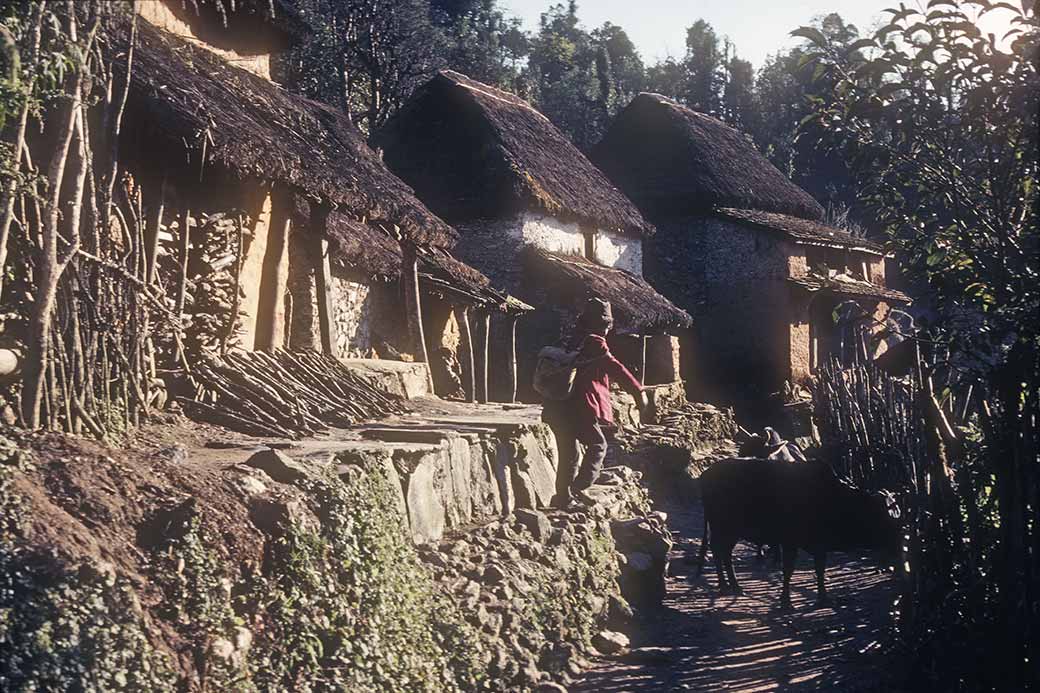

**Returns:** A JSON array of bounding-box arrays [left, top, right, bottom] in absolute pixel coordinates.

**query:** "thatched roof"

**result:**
[[791, 274, 911, 304], [375, 70, 653, 237], [106, 11, 455, 247], [524, 249, 692, 335], [718, 208, 886, 255], [321, 211, 522, 312], [592, 93, 825, 221]]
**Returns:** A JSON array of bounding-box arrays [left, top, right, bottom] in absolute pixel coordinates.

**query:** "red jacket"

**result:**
[[571, 334, 643, 426]]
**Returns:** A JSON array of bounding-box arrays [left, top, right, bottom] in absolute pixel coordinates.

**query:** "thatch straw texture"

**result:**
[[791, 275, 911, 304], [321, 210, 513, 311], [592, 93, 825, 221], [718, 208, 886, 255], [375, 70, 653, 237], [524, 248, 692, 335], [105, 12, 455, 247]]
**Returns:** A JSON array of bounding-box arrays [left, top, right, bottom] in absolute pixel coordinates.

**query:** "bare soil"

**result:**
[[575, 496, 903, 693]]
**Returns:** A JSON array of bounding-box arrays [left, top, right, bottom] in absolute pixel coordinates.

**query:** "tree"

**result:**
[[436, 0, 528, 90], [797, 1, 1039, 687], [525, 2, 608, 149], [721, 55, 755, 129], [591, 21, 645, 103], [681, 19, 723, 114], [752, 13, 869, 214], [288, 0, 447, 132]]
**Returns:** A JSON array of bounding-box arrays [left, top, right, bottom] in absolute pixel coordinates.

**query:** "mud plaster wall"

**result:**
[[647, 216, 804, 403], [136, 0, 273, 80], [238, 192, 274, 351]]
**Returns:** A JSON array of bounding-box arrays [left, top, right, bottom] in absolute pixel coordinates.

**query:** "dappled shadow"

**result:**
[[575, 501, 900, 692]]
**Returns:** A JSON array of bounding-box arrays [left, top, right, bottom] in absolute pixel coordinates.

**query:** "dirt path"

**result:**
[[575, 496, 901, 693]]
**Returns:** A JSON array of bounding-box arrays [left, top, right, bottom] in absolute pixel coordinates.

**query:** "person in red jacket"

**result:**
[[543, 298, 648, 508]]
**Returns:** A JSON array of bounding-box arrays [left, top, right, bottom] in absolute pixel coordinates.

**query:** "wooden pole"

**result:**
[[402, 240, 430, 366], [255, 194, 292, 352], [479, 311, 491, 403], [458, 304, 476, 403], [507, 315, 518, 403], [312, 206, 336, 355], [640, 335, 648, 386]]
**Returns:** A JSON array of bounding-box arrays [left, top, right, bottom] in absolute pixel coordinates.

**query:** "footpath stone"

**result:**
[[244, 449, 310, 485], [592, 630, 631, 655], [514, 508, 552, 542]]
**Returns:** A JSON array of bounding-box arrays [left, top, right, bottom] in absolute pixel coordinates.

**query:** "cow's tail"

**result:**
[[693, 513, 709, 577]]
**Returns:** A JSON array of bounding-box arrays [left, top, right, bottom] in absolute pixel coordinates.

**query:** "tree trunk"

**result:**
[[0, 3, 45, 301], [22, 74, 84, 428]]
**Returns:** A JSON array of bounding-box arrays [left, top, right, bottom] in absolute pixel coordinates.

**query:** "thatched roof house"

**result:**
[[376, 70, 652, 237], [593, 93, 824, 221], [101, 2, 528, 405], [376, 72, 691, 401], [107, 10, 454, 247], [593, 93, 908, 409]]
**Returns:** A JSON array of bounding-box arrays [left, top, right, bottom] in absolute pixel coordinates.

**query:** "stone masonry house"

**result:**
[[592, 93, 909, 407], [107, 2, 520, 400], [375, 71, 691, 402]]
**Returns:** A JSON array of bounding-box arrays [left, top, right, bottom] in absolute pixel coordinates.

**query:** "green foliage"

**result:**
[[247, 465, 477, 692], [151, 512, 254, 691], [798, 2, 1039, 688], [0, 440, 177, 692]]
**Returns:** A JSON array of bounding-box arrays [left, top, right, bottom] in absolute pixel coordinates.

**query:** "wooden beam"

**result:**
[[640, 335, 647, 386], [478, 311, 491, 403], [507, 315, 518, 403], [402, 240, 430, 366], [254, 196, 292, 352], [312, 206, 336, 355], [458, 304, 476, 403]]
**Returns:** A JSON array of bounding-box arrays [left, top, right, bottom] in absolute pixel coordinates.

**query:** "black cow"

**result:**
[[695, 458, 900, 608]]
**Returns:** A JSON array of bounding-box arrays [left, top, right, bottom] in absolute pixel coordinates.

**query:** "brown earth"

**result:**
[[6, 414, 285, 679], [574, 495, 903, 693]]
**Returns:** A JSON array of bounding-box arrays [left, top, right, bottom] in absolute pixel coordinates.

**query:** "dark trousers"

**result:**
[[551, 419, 608, 500]]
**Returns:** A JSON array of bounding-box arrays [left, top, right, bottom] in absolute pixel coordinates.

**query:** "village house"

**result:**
[[108, 1, 523, 401], [375, 71, 692, 403], [592, 93, 910, 407]]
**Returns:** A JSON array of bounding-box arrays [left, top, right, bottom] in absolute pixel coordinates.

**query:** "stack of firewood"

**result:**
[[179, 349, 403, 438]]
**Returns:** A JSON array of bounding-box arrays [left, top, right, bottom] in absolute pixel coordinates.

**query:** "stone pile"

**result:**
[[417, 465, 671, 692]]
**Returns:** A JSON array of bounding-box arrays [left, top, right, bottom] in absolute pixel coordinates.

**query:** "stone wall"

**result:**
[[286, 230, 322, 351], [327, 269, 378, 359], [647, 216, 805, 405]]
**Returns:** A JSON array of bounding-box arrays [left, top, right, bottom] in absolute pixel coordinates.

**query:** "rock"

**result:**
[[625, 551, 653, 572], [244, 449, 309, 485], [155, 444, 187, 464], [249, 496, 318, 536], [514, 508, 552, 543], [536, 682, 569, 693], [483, 563, 507, 584], [210, 637, 235, 660], [592, 630, 630, 655]]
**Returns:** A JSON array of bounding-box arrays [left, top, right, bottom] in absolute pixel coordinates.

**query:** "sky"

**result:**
[[500, 0, 1018, 69]]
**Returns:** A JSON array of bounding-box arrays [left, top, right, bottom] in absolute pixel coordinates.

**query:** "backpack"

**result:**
[[533, 346, 579, 401]]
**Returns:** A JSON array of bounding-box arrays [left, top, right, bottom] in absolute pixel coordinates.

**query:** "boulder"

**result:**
[[611, 517, 673, 610], [245, 449, 310, 485], [592, 630, 630, 655], [514, 508, 552, 543]]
